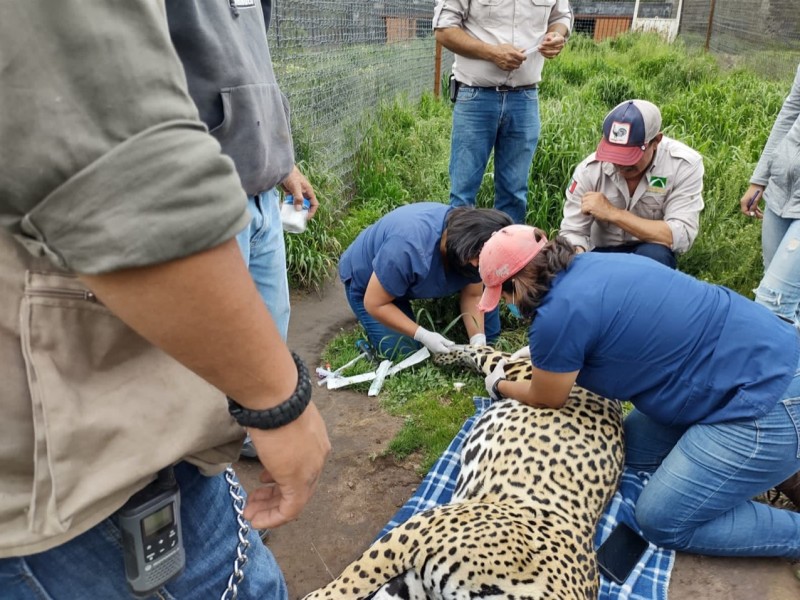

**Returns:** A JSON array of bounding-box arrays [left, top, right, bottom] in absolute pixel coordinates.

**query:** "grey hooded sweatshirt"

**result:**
[[752, 63, 800, 218], [166, 0, 295, 196]]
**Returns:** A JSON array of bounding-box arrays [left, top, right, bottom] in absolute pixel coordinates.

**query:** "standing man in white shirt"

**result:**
[[560, 99, 704, 269], [433, 0, 573, 225]]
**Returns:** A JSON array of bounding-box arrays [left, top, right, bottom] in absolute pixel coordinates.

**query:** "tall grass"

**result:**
[[300, 32, 798, 468], [298, 32, 793, 299]]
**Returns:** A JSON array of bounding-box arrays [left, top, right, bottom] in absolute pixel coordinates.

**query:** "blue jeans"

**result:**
[[624, 358, 800, 558], [236, 188, 290, 340], [756, 208, 800, 326], [448, 86, 540, 224], [343, 282, 500, 360], [0, 463, 288, 599], [593, 242, 677, 269]]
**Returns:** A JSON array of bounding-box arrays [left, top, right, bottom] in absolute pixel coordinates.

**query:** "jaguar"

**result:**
[[302, 345, 625, 600]]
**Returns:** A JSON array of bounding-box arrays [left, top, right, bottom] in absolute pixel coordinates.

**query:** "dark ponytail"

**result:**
[[511, 236, 577, 318]]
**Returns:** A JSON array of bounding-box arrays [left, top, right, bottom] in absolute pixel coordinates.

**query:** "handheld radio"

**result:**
[[118, 467, 185, 597]]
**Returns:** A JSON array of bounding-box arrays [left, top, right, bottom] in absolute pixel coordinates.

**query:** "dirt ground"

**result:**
[[235, 277, 800, 600]]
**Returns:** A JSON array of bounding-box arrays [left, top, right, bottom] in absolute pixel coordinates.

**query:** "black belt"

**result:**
[[463, 83, 538, 92]]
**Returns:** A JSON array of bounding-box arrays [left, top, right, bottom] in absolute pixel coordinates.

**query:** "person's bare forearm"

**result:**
[[367, 301, 418, 338], [460, 283, 484, 339], [79, 238, 296, 411], [610, 211, 673, 247]]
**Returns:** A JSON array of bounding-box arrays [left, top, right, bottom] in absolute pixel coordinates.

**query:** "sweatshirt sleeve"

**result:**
[[752, 64, 800, 185], [0, 1, 250, 274]]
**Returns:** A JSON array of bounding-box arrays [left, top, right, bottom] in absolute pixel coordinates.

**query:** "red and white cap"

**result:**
[[596, 99, 662, 166], [477, 225, 548, 313]]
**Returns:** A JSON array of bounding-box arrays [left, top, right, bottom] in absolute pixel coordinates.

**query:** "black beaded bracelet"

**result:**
[[227, 351, 312, 430]]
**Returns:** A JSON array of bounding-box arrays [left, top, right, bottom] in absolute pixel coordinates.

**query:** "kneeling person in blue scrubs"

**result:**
[[478, 224, 800, 559], [339, 203, 512, 359]]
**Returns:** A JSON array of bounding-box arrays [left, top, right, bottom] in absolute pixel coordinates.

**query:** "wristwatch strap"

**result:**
[[491, 377, 506, 401]]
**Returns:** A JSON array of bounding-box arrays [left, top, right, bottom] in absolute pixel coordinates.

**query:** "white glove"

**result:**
[[509, 345, 531, 361], [484, 359, 507, 400], [414, 326, 455, 354], [469, 333, 487, 347]]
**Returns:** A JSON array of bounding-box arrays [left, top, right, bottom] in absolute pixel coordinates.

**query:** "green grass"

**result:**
[[297, 32, 796, 470]]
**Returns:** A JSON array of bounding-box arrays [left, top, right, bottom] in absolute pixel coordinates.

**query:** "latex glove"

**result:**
[[509, 345, 531, 361], [414, 326, 455, 354], [484, 359, 507, 401], [469, 333, 487, 347]]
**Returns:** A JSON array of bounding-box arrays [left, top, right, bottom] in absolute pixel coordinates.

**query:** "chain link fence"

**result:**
[[268, 0, 450, 186]]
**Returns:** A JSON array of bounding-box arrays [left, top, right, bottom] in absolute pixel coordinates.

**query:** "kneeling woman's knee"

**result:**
[[634, 499, 694, 550]]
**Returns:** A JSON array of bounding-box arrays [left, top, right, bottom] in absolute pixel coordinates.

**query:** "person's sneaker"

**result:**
[[239, 436, 258, 459]]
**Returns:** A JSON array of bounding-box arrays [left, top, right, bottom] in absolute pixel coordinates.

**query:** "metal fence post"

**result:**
[[434, 41, 443, 98], [704, 0, 717, 51]]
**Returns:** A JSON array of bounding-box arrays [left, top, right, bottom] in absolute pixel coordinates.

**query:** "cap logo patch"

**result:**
[[609, 121, 631, 145], [494, 265, 511, 279]]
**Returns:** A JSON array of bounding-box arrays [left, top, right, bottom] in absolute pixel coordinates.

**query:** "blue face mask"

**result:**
[[507, 287, 522, 319]]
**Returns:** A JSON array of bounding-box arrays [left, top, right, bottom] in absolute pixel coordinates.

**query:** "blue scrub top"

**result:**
[[529, 253, 799, 426], [339, 202, 479, 300]]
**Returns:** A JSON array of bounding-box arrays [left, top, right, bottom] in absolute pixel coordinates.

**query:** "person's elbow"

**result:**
[[435, 27, 458, 49], [363, 292, 383, 318]]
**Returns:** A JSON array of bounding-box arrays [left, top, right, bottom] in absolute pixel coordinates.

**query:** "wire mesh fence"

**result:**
[[679, 0, 800, 80], [267, 0, 451, 187]]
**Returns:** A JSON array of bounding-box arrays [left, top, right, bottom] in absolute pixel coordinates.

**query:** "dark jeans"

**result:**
[[593, 242, 677, 269]]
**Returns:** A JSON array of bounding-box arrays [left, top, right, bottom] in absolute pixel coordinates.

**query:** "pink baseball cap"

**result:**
[[477, 225, 548, 313], [596, 99, 662, 166]]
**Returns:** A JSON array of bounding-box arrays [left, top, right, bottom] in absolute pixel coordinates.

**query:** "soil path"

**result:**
[[234, 278, 800, 599]]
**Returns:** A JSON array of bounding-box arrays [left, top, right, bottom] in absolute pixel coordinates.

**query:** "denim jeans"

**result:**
[[448, 86, 540, 225], [343, 282, 500, 360], [755, 208, 800, 326], [236, 188, 290, 340], [593, 242, 677, 269], [624, 356, 800, 558], [0, 463, 288, 599]]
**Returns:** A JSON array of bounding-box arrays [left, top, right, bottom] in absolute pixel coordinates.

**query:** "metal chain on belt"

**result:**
[[220, 467, 251, 600]]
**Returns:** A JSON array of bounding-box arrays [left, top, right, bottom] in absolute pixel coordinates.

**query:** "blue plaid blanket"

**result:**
[[378, 397, 675, 600]]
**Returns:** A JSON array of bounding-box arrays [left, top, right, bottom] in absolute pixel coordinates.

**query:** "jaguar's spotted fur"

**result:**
[[303, 345, 624, 600]]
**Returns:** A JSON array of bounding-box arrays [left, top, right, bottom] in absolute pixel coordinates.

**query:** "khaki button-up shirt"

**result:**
[[433, 0, 573, 87], [560, 136, 704, 254]]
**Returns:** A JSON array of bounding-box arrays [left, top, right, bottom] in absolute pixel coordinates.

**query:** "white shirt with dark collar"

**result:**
[[560, 136, 705, 254]]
